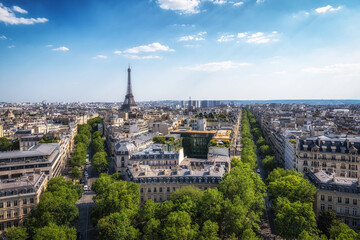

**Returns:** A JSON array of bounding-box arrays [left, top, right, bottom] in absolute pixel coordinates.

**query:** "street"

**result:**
[[75, 141, 99, 240], [256, 147, 281, 239]]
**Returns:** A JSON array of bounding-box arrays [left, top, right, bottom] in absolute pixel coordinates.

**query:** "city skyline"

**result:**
[[1, 0, 360, 102]]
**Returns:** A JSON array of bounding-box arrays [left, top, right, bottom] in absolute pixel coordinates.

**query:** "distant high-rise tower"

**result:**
[[121, 66, 138, 111]]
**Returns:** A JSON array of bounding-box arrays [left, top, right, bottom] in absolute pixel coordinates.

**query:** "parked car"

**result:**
[[83, 185, 88, 191]]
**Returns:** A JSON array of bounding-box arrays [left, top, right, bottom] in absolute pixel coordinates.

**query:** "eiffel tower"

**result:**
[[121, 66, 138, 111]]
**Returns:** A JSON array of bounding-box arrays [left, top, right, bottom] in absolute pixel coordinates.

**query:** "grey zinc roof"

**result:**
[[0, 143, 58, 160], [313, 170, 358, 187]]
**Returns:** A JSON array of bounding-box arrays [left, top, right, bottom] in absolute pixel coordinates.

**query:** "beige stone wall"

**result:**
[[296, 151, 360, 177], [315, 189, 360, 230], [138, 183, 218, 203], [0, 178, 47, 234]]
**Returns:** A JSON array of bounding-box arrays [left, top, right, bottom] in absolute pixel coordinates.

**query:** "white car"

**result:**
[[257, 169, 261, 173], [83, 185, 88, 191]]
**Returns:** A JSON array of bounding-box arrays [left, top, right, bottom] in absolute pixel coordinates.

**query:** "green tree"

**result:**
[[92, 137, 105, 153], [91, 173, 115, 195], [71, 166, 82, 180], [0, 137, 13, 151], [231, 157, 242, 168], [25, 177, 81, 234], [91, 177, 140, 222], [170, 185, 203, 203], [252, 128, 263, 141], [298, 230, 316, 240], [5, 226, 29, 240], [78, 124, 91, 138], [262, 155, 277, 172], [218, 161, 266, 237], [155, 200, 175, 221], [317, 210, 340, 237], [162, 211, 197, 240], [143, 218, 161, 240], [329, 223, 358, 240], [274, 197, 317, 239], [88, 117, 102, 131], [267, 173, 316, 204], [256, 137, 267, 148], [266, 168, 302, 184], [199, 220, 220, 240], [198, 188, 224, 224], [69, 142, 87, 167], [241, 228, 259, 240], [97, 212, 140, 240], [91, 151, 109, 172], [92, 131, 102, 139], [138, 199, 158, 226], [258, 144, 273, 158], [153, 136, 166, 144], [33, 223, 76, 240], [74, 133, 89, 146]]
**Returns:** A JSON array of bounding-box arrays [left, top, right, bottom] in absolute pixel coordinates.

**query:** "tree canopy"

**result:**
[[91, 151, 109, 173]]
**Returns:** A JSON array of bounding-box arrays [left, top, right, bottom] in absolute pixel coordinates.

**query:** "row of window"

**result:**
[[302, 153, 358, 161], [141, 186, 175, 193], [0, 220, 19, 231], [141, 195, 170, 202], [321, 204, 358, 216], [344, 219, 359, 228], [141, 186, 210, 194], [0, 198, 35, 208], [135, 160, 178, 166], [132, 154, 178, 160], [0, 208, 30, 219], [303, 161, 358, 169], [321, 195, 358, 205]]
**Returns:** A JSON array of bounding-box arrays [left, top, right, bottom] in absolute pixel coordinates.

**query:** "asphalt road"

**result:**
[[75, 143, 99, 240]]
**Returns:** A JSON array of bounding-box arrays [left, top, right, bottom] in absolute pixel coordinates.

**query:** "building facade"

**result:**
[[126, 165, 224, 203], [296, 136, 360, 177], [0, 143, 64, 179], [308, 170, 360, 230], [0, 173, 47, 234]]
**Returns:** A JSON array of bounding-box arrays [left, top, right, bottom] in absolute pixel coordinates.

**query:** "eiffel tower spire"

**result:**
[[121, 66, 138, 111]]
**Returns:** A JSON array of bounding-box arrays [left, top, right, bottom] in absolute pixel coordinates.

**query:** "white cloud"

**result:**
[[12, 6, 27, 14], [179, 31, 206, 41], [0, 35, 6, 39], [233, 1, 244, 6], [315, 5, 342, 14], [7, 45, 15, 48], [123, 55, 161, 60], [182, 61, 250, 72], [124, 42, 174, 54], [92, 55, 107, 60], [212, 0, 227, 4], [237, 32, 247, 38], [52, 46, 69, 52], [210, 0, 244, 6], [256, 0, 265, 4], [0, 3, 48, 25], [217, 34, 235, 42], [303, 63, 360, 75], [157, 0, 200, 14], [45, 44, 53, 48], [237, 31, 279, 44]]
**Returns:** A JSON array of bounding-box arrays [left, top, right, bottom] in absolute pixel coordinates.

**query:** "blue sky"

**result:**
[[1, 0, 360, 102]]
